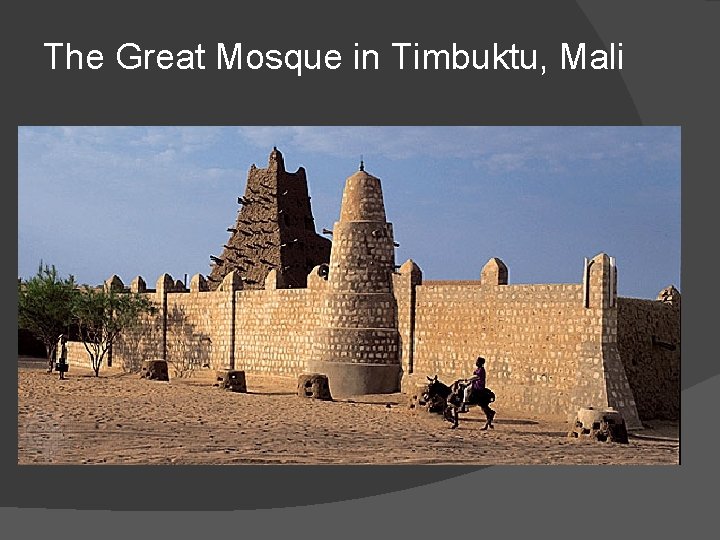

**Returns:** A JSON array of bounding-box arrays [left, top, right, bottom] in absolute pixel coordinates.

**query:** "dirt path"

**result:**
[[18, 361, 679, 465]]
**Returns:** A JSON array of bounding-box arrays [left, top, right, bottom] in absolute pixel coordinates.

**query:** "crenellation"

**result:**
[[130, 276, 147, 293], [105, 274, 125, 292], [156, 273, 175, 294], [189, 273, 208, 293]]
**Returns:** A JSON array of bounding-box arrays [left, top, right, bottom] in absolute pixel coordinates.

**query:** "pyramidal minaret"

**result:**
[[208, 148, 331, 290], [308, 162, 401, 396]]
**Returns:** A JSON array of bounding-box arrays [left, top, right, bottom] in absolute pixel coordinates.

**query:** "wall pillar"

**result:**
[[156, 273, 175, 361], [393, 259, 422, 390], [571, 254, 642, 429], [218, 270, 243, 370]]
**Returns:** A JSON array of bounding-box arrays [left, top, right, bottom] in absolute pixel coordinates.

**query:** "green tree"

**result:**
[[72, 286, 157, 377], [18, 262, 76, 368]]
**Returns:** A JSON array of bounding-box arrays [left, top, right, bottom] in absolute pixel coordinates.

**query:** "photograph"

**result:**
[[17, 126, 680, 465]]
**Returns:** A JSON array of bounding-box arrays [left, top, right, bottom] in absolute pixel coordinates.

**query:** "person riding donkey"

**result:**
[[458, 356, 496, 429]]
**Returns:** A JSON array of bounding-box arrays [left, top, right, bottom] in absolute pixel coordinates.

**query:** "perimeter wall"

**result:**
[[65, 255, 680, 425]]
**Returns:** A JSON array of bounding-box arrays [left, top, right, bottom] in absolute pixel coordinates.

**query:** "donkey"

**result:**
[[423, 375, 496, 430]]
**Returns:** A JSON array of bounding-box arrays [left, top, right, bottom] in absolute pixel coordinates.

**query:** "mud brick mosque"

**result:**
[[67, 148, 680, 427]]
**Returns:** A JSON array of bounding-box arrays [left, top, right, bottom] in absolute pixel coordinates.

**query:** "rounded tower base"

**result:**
[[305, 360, 401, 397]]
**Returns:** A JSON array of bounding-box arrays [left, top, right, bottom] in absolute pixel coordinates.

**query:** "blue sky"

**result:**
[[18, 126, 680, 299]]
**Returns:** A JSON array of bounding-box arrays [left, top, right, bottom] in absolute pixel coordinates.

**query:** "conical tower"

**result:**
[[308, 164, 401, 396], [208, 148, 331, 289]]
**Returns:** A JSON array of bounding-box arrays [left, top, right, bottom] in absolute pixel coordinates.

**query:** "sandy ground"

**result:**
[[18, 357, 679, 465]]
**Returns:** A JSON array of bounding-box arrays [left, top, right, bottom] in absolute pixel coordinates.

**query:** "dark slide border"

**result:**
[[5, 0, 717, 536]]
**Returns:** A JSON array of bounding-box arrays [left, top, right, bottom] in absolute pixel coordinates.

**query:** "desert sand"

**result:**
[[18, 358, 679, 465]]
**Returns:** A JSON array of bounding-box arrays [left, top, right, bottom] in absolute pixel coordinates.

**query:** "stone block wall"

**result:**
[[112, 275, 175, 373], [404, 281, 587, 419], [397, 254, 654, 428], [90, 271, 323, 378], [113, 292, 164, 372], [164, 291, 229, 377], [66, 341, 91, 369], [617, 297, 680, 420], [233, 287, 322, 376]]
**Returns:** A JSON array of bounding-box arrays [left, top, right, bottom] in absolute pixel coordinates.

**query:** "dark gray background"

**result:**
[[4, 0, 717, 535]]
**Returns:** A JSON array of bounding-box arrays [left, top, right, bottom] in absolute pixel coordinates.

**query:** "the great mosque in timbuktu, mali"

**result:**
[[65, 147, 679, 428]]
